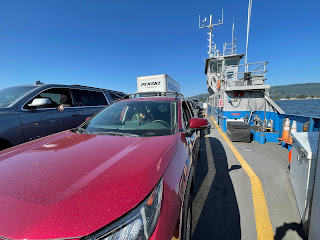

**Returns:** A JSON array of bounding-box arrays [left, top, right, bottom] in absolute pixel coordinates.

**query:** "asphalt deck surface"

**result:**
[[191, 116, 307, 240]]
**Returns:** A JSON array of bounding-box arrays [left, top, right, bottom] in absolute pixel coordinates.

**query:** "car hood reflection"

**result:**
[[0, 131, 178, 239]]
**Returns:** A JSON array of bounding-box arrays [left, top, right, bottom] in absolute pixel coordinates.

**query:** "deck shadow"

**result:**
[[274, 222, 307, 240], [192, 136, 241, 240]]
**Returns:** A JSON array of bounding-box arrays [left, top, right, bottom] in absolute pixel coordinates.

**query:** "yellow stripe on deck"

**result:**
[[211, 116, 274, 240]]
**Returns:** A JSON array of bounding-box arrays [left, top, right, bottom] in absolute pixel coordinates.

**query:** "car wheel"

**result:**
[[186, 203, 192, 240], [181, 185, 192, 240]]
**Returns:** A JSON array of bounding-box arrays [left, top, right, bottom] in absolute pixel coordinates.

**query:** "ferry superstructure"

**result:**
[[200, 11, 284, 135]]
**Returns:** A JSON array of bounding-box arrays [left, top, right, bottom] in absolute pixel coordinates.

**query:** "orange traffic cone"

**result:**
[[288, 149, 292, 164], [284, 120, 297, 145], [278, 118, 290, 142]]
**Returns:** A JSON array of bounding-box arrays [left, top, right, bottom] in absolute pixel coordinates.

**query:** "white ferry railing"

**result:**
[[222, 61, 268, 88]]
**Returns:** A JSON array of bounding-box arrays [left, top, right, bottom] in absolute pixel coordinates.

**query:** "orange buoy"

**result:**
[[288, 149, 292, 164], [278, 118, 290, 142]]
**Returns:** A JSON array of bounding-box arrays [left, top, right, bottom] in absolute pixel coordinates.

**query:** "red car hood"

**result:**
[[0, 131, 178, 239]]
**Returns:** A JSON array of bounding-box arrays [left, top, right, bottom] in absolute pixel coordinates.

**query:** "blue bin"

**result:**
[[254, 132, 260, 142], [259, 134, 266, 144]]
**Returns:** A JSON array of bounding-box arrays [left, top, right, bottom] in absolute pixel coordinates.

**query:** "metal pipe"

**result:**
[[239, 61, 268, 66]]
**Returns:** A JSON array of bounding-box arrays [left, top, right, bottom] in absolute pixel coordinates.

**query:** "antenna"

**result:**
[[199, 9, 224, 57], [232, 22, 234, 54], [245, 0, 253, 72]]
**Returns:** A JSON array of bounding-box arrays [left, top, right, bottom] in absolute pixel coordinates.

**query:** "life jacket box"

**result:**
[[290, 132, 319, 227], [226, 121, 251, 143]]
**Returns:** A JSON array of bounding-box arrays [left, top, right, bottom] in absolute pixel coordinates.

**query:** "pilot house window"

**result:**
[[210, 60, 223, 73], [225, 58, 238, 66]]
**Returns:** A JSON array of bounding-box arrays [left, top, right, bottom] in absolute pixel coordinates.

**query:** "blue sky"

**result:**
[[0, 0, 319, 97]]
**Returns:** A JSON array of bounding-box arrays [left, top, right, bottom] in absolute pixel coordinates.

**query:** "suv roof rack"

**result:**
[[125, 92, 184, 100], [34, 81, 44, 85]]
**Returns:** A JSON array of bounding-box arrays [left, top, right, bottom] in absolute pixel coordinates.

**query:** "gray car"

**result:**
[[0, 82, 126, 150]]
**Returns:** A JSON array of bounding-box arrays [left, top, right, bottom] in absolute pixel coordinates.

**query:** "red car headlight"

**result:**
[[84, 179, 163, 240]]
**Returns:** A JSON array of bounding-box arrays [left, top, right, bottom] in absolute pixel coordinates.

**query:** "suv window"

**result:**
[[24, 88, 73, 109], [0, 86, 37, 108], [72, 89, 108, 106]]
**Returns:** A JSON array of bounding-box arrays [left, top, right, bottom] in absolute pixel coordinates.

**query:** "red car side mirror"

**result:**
[[85, 117, 91, 121], [189, 118, 210, 130], [186, 118, 210, 137]]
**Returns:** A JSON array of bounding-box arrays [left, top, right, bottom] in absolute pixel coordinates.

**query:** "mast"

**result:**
[[199, 10, 224, 57]]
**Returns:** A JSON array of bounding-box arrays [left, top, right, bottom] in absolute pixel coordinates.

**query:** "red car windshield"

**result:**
[[81, 100, 177, 137]]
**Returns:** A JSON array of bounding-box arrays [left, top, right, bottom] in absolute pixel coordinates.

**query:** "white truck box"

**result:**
[[137, 74, 181, 94]]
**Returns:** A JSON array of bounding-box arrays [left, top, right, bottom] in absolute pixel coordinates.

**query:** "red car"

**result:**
[[0, 93, 209, 240]]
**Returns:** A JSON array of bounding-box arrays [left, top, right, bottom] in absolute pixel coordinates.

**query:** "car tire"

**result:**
[[181, 195, 192, 240], [181, 178, 192, 240]]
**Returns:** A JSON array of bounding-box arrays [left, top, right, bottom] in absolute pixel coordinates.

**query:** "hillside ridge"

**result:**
[[188, 82, 320, 101]]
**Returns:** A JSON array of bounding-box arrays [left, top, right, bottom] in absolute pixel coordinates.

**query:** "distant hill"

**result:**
[[269, 83, 320, 99], [188, 83, 320, 101]]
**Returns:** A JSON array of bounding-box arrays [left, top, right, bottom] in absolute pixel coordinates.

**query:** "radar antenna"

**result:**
[[199, 10, 223, 57]]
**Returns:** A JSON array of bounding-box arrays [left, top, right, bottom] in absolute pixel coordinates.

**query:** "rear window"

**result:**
[[72, 89, 108, 106]]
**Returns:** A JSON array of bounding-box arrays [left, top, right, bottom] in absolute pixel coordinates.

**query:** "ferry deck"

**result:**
[[194, 11, 320, 239], [191, 116, 307, 240]]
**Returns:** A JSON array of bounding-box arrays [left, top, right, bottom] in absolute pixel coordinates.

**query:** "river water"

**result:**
[[275, 99, 320, 118]]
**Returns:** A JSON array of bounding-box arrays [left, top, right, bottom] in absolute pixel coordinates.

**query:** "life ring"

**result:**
[[217, 78, 221, 90]]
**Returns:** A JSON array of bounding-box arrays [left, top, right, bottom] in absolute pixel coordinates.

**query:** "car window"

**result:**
[[108, 91, 125, 101], [72, 89, 108, 106], [81, 100, 177, 137], [187, 101, 195, 118], [0, 86, 38, 108], [24, 88, 73, 109], [182, 101, 192, 129]]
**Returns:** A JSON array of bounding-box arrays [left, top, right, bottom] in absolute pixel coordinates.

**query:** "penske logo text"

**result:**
[[141, 81, 161, 87]]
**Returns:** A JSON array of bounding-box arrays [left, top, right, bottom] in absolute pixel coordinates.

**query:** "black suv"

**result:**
[[0, 82, 126, 150]]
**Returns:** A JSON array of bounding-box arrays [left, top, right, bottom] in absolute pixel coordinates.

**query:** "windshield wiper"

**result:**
[[92, 131, 139, 137], [71, 127, 91, 134]]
